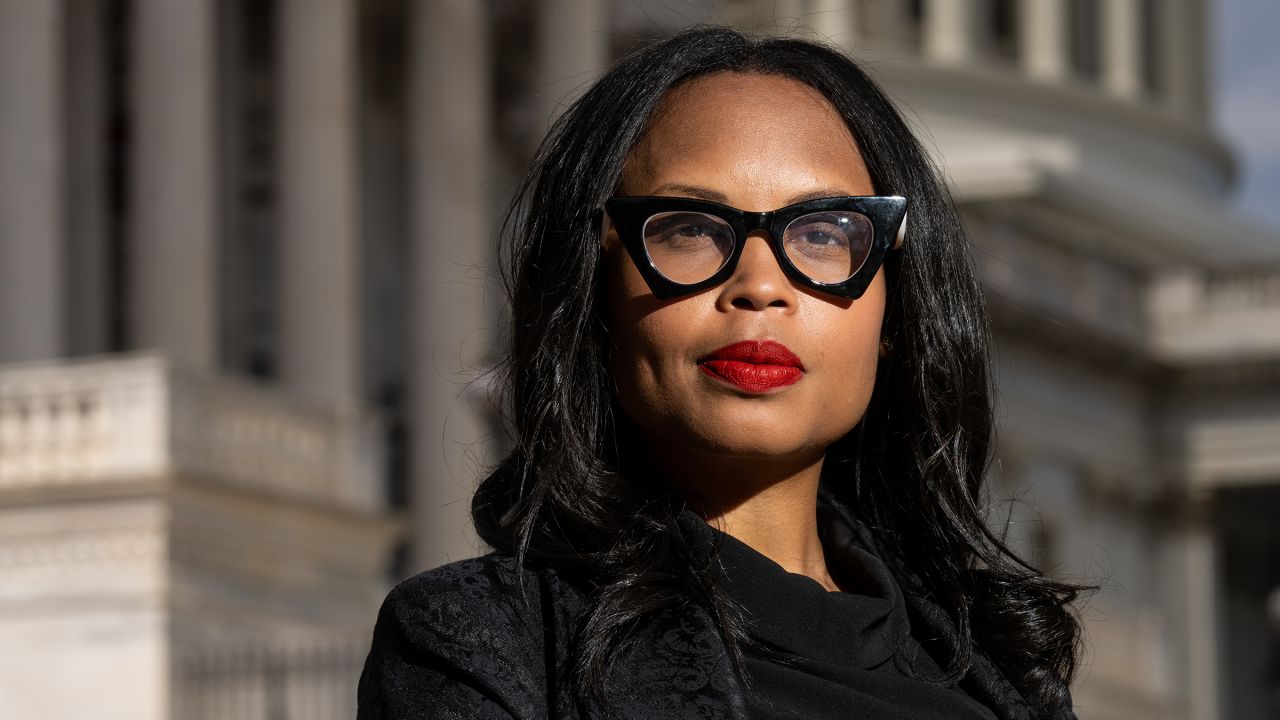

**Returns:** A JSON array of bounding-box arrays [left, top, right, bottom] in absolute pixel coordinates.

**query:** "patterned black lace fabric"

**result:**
[[357, 492, 1077, 719]]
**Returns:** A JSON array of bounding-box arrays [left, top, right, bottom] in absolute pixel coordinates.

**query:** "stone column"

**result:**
[[408, 0, 494, 570], [1182, 492, 1223, 720], [805, 0, 858, 51], [531, 0, 607, 148], [1158, 0, 1208, 121], [129, 0, 217, 373], [0, 0, 65, 363], [1019, 0, 1069, 82], [1101, 0, 1142, 100], [277, 0, 361, 406], [923, 0, 981, 64]]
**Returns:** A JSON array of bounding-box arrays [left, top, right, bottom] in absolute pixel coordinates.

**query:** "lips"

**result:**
[[697, 340, 805, 393]]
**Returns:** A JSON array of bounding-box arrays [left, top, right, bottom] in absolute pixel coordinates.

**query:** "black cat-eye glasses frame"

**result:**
[[591, 194, 908, 301]]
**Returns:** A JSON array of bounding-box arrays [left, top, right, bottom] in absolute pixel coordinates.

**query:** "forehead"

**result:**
[[621, 72, 873, 197]]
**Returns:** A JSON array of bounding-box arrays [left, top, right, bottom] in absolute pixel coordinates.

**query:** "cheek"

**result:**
[[600, 248, 666, 397], [810, 274, 886, 422], [600, 248, 710, 424], [600, 244, 647, 358], [617, 319, 687, 429]]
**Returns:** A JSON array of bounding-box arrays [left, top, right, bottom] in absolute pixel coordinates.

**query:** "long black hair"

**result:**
[[473, 24, 1085, 719]]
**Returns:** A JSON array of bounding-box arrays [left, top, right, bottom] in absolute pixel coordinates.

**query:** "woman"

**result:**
[[358, 24, 1085, 720]]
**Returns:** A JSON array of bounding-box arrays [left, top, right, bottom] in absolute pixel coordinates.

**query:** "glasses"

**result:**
[[594, 194, 908, 300]]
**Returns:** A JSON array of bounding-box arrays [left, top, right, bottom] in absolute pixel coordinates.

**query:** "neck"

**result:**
[[650, 446, 844, 592]]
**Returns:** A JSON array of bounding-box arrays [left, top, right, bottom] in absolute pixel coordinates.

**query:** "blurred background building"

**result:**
[[1, 1, 1278, 718]]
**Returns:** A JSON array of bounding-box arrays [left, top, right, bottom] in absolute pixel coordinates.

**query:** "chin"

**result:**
[[687, 432, 826, 463]]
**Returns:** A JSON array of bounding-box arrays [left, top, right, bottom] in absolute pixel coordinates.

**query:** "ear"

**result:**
[[893, 210, 908, 251]]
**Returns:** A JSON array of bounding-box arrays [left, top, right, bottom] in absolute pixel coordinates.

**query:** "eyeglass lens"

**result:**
[[640, 210, 875, 286]]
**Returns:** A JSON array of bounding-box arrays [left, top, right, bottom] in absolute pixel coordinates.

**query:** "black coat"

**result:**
[[357, 497, 1076, 720]]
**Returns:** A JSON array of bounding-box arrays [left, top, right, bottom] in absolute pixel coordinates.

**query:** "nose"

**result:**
[[717, 230, 797, 311]]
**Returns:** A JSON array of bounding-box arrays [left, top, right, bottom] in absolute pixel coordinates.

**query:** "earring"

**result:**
[[878, 336, 894, 359]]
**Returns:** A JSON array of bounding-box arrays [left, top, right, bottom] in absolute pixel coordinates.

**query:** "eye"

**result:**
[[795, 224, 849, 247], [643, 212, 733, 250], [670, 221, 712, 239], [786, 213, 859, 251], [781, 211, 874, 284], [640, 210, 736, 284]]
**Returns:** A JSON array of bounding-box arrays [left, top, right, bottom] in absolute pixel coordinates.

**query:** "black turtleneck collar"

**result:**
[[673, 492, 999, 720], [675, 494, 909, 668]]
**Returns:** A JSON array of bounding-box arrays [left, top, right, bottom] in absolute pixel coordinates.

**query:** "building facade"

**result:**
[[1, 1, 1277, 718]]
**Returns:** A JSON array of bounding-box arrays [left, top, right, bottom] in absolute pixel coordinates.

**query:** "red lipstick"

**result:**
[[697, 340, 805, 393]]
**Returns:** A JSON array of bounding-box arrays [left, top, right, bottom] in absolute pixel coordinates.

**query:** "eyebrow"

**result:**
[[647, 183, 856, 206]]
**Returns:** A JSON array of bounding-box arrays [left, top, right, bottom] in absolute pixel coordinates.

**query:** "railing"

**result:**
[[1148, 269, 1280, 363], [0, 355, 168, 488], [174, 639, 366, 720], [0, 353, 385, 512], [169, 366, 385, 511], [1203, 271, 1280, 312]]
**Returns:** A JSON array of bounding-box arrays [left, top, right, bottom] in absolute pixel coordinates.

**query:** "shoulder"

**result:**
[[358, 552, 584, 719], [379, 553, 551, 630], [371, 551, 589, 658]]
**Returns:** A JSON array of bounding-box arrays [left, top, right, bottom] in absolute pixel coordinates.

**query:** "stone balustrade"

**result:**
[[1203, 271, 1280, 312], [0, 355, 167, 489], [1149, 268, 1280, 363], [0, 353, 385, 512], [1185, 415, 1280, 490]]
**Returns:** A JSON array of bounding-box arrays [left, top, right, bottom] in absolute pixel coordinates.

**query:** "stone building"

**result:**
[[1, 1, 1277, 718]]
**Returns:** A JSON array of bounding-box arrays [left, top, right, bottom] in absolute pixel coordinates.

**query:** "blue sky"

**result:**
[[1213, 0, 1280, 233]]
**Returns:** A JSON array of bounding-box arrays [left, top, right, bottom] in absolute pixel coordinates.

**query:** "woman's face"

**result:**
[[601, 71, 885, 482]]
